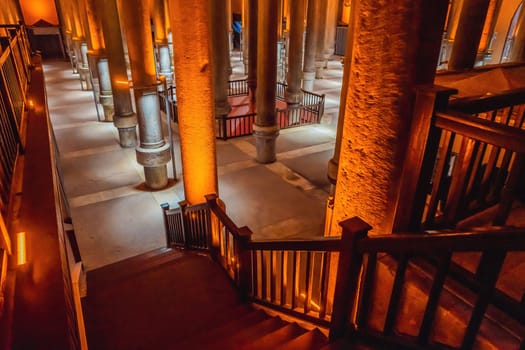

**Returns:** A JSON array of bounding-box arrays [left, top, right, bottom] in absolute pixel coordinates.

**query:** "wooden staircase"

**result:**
[[82, 248, 379, 349]]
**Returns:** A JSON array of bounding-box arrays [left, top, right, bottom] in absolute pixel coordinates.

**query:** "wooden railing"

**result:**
[[335, 221, 525, 349], [395, 86, 525, 232], [227, 78, 249, 96], [0, 24, 32, 213], [162, 196, 525, 348]]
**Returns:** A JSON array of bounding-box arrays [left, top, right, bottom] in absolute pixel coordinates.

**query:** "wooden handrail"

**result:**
[[448, 87, 525, 113], [247, 237, 341, 251], [205, 193, 248, 238], [357, 228, 525, 254], [435, 110, 525, 153]]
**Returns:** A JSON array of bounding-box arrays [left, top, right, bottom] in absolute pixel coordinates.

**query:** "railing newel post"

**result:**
[[160, 202, 171, 247], [178, 200, 189, 248], [329, 216, 372, 342], [237, 226, 253, 300]]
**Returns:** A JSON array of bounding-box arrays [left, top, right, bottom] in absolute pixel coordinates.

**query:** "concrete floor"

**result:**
[[43, 52, 344, 270]]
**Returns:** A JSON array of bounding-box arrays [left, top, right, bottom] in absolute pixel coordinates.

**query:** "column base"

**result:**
[[136, 143, 171, 189], [327, 158, 338, 185], [253, 124, 279, 164], [114, 112, 138, 147], [284, 89, 302, 105], [215, 99, 232, 117], [118, 127, 137, 148], [315, 61, 325, 79], [144, 165, 168, 190], [100, 94, 114, 122]]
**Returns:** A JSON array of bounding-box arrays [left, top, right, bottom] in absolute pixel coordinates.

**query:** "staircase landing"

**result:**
[[84, 249, 370, 349]]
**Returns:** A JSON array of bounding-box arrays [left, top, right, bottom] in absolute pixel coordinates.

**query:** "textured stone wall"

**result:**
[[170, 1, 218, 204], [331, 0, 422, 235]]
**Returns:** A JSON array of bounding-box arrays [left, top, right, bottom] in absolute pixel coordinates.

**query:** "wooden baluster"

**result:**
[[261, 249, 268, 301], [461, 250, 506, 350], [424, 131, 454, 227], [444, 137, 476, 225], [291, 250, 297, 311], [281, 250, 287, 307], [252, 250, 258, 297], [394, 86, 457, 232], [383, 254, 410, 336], [356, 253, 377, 327], [270, 250, 276, 303], [318, 251, 330, 319], [304, 251, 313, 314], [493, 153, 525, 225], [418, 252, 452, 345], [329, 217, 371, 341]]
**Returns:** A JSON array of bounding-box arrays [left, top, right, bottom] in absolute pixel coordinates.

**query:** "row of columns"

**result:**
[[58, 0, 509, 232]]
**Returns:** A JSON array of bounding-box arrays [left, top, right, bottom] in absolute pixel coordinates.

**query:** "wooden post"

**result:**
[[205, 193, 222, 260], [329, 216, 371, 341], [393, 86, 457, 232], [178, 200, 188, 248], [160, 202, 170, 247], [237, 226, 253, 300]]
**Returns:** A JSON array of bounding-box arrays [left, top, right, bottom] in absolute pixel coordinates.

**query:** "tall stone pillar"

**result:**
[[152, 0, 173, 84], [448, 0, 491, 71], [285, 0, 306, 108], [254, 0, 279, 164], [330, 0, 449, 235], [509, 6, 525, 62], [248, 0, 258, 103], [210, 0, 232, 118], [97, 0, 138, 147], [315, 0, 328, 78], [83, 0, 114, 122], [72, 0, 92, 90], [242, 0, 249, 74], [303, 0, 321, 91], [169, 0, 218, 204], [323, 0, 339, 60], [118, 0, 170, 189]]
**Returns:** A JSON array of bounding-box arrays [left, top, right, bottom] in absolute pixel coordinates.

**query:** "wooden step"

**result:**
[[216, 316, 288, 349], [87, 247, 185, 287], [174, 309, 269, 348], [276, 328, 328, 349], [243, 322, 308, 349]]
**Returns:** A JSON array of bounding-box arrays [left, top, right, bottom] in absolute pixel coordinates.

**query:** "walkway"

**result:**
[[43, 52, 344, 270]]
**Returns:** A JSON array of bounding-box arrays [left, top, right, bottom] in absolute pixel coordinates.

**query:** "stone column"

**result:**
[[448, 0, 491, 70], [285, 0, 306, 110], [97, 0, 138, 147], [248, 0, 258, 103], [118, 0, 170, 189], [72, 0, 92, 90], [509, 6, 525, 62], [254, 0, 279, 164], [330, 0, 449, 235], [210, 0, 232, 118], [169, 0, 218, 204], [315, 0, 328, 78], [303, 0, 321, 91], [84, 0, 114, 122], [152, 0, 173, 84], [242, 0, 249, 74], [323, 0, 339, 60]]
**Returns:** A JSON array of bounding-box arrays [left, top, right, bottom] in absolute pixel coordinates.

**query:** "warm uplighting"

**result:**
[[19, 0, 59, 26], [28, 99, 34, 110], [114, 80, 130, 87], [17, 231, 27, 265]]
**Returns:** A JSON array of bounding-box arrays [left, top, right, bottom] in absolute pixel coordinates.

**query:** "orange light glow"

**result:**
[[19, 0, 59, 26], [17, 231, 27, 265], [114, 80, 130, 87]]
